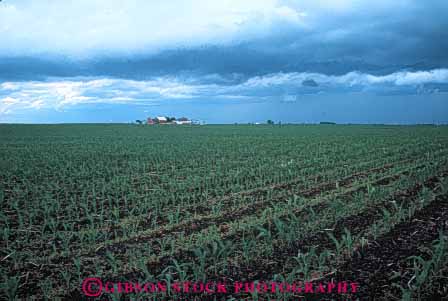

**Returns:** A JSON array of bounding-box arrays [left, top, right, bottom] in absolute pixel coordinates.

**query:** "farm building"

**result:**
[[144, 116, 194, 125], [155, 116, 168, 124]]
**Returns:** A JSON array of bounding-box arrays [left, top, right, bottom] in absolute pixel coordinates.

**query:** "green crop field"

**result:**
[[1, 124, 448, 300]]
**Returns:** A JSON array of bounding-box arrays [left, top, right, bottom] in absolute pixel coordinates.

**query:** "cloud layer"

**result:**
[[0, 0, 305, 56], [1, 0, 447, 74], [2, 69, 447, 115]]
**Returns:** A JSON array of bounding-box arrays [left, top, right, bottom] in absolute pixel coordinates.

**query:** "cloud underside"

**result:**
[[0, 1, 447, 69], [1, 69, 447, 114]]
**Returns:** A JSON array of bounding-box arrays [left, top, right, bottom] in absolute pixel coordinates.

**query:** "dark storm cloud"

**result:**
[[0, 1, 447, 80]]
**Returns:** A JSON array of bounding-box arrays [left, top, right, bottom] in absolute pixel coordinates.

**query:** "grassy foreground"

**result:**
[[1, 124, 448, 300]]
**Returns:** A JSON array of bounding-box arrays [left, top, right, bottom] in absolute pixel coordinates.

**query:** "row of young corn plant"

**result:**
[[106, 145, 433, 235], [136, 170, 448, 300], [1, 127, 436, 226], [86, 155, 448, 259], [3, 155, 444, 300], [110, 183, 442, 300], [1, 158, 431, 300], [1, 134, 440, 255], [3, 146, 430, 272], [396, 233, 448, 300], [1, 137, 432, 237], [50, 155, 432, 271], [1, 124, 448, 299], [95, 161, 448, 290]]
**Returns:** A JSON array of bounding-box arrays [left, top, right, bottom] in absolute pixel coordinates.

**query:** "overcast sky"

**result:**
[[1, 0, 447, 123]]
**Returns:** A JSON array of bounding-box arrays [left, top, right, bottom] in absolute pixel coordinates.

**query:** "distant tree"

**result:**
[[267, 119, 274, 125], [135, 120, 143, 125]]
